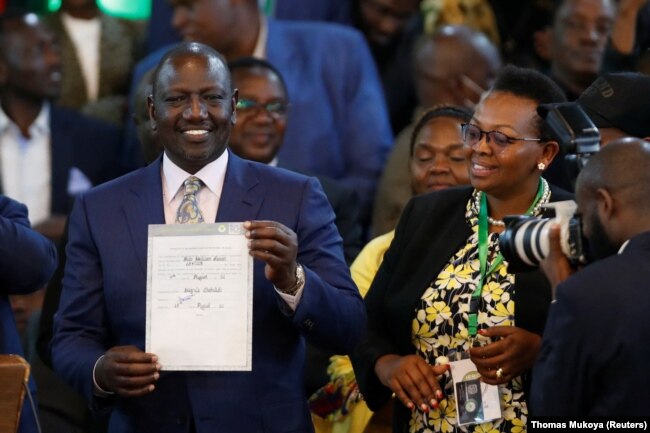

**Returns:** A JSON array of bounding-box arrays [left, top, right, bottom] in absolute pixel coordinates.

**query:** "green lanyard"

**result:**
[[467, 180, 545, 338]]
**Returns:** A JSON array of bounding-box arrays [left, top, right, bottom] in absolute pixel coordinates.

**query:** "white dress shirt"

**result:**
[[161, 151, 227, 224], [0, 104, 52, 225]]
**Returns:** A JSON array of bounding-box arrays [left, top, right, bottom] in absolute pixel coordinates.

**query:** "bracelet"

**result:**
[[93, 355, 115, 396], [279, 263, 305, 296]]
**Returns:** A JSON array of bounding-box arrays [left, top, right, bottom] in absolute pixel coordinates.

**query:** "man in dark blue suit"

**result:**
[[228, 56, 363, 266], [532, 138, 650, 415], [145, 0, 353, 54], [0, 194, 57, 433], [0, 12, 123, 242], [52, 42, 366, 432], [127, 0, 392, 223]]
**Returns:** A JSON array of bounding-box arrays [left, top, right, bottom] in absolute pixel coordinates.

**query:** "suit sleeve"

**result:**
[[351, 198, 415, 410], [285, 177, 367, 355], [51, 194, 111, 402], [0, 195, 57, 294]]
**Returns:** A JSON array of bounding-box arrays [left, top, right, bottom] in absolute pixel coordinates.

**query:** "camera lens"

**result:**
[[499, 216, 552, 270]]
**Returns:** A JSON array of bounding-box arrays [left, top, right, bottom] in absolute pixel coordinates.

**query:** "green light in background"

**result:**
[[48, 0, 150, 20], [47, 0, 61, 12]]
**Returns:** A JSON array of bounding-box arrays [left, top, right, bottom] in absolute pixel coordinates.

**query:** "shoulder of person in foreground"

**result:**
[[531, 246, 648, 416]]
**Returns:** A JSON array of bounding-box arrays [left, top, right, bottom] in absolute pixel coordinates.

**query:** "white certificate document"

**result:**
[[146, 223, 253, 371]]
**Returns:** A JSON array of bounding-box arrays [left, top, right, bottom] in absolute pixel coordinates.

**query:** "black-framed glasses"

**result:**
[[461, 123, 542, 148], [235, 98, 289, 118]]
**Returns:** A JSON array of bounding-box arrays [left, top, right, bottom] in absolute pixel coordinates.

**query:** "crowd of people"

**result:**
[[1, 0, 650, 432]]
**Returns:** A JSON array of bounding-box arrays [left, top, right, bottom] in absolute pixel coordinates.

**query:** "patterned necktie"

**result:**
[[176, 176, 205, 224]]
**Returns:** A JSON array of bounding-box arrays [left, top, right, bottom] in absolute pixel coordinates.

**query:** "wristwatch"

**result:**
[[281, 263, 305, 296]]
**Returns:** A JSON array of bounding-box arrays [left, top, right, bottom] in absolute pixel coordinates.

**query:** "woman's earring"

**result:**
[[537, 162, 546, 171]]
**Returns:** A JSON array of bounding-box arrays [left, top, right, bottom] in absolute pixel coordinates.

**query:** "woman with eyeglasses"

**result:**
[[351, 65, 573, 433]]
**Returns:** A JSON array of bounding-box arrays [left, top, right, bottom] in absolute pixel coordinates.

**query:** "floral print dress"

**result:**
[[409, 190, 531, 433]]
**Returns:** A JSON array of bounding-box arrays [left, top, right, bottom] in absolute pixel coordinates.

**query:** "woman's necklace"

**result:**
[[487, 216, 506, 227], [474, 178, 550, 226]]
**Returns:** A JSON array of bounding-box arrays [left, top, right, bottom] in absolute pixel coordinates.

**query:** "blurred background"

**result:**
[[0, 0, 151, 18]]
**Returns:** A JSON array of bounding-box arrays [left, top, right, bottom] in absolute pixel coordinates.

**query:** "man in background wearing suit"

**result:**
[[0, 11, 123, 242], [52, 42, 366, 432], [228, 56, 363, 266], [0, 194, 57, 433], [127, 0, 392, 225], [227, 56, 364, 399], [533, 138, 650, 415], [43, 0, 145, 126]]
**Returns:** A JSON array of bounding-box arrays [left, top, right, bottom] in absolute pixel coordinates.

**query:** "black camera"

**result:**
[[538, 102, 601, 189], [500, 103, 598, 270], [499, 201, 590, 271]]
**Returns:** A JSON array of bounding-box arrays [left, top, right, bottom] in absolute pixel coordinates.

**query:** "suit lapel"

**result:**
[[216, 152, 263, 223], [123, 158, 165, 276], [407, 199, 471, 307]]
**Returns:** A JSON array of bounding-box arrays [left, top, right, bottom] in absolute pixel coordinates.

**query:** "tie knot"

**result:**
[[183, 176, 202, 196]]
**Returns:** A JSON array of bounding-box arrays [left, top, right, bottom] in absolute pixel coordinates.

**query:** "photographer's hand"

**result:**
[[540, 224, 575, 299]]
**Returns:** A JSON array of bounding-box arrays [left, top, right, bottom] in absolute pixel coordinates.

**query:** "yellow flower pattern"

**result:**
[[409, 191, 528, 433]]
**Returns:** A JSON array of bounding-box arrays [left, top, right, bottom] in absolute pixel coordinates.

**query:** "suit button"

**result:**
[[303, 318, 314, 330]]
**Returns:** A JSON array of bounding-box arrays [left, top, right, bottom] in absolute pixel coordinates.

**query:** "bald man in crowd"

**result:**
[[371, 24, 501, 236], [533, 138, 650, 415]]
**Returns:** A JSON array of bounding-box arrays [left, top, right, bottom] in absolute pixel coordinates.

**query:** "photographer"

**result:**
[[531, 138, 650, 415]]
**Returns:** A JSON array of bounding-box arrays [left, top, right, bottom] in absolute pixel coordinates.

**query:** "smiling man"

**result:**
[[51, 42, 366, 433]]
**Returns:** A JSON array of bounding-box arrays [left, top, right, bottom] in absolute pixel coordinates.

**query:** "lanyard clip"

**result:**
[[469, 296, 481, 314]]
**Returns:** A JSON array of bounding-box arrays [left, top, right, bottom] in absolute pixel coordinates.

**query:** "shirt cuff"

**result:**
[[274, 281, 305, 311], [92, 355, 115, 397]]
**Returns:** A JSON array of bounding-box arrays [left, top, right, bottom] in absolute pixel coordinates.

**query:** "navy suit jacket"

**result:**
[[50, 106, 124, 215], [531, 231, 650, 416], [0, 195, 57, 433], [128, 19, 392, 214], [145, 0, 353, 54], [52, 152, 366, 433]]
